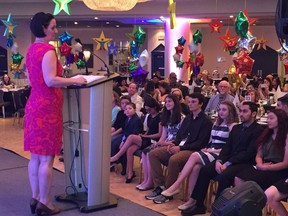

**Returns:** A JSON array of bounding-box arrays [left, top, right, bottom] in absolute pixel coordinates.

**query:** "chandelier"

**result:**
[[82, 0, 142, 11]]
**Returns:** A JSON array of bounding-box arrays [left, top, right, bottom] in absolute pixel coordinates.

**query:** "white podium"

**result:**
[[56, 73, 119, 212]]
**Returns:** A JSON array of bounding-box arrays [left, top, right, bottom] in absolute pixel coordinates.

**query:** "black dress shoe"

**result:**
[[181, 205, 206, 216], [30, 198, 38, 214], [36, 202, 61, 216], [125, 172, 136, 183]]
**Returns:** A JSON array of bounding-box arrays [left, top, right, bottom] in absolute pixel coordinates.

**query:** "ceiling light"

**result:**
[[74, 21, 78, 25], [83, 0, 139, 11], [106, 21, 110, 24], [160, 16, 164, 20], [229, 15, 234, 18], [94, 17, 98, 19], [116, 25, 120, 28], [219, 20, 223, 23]]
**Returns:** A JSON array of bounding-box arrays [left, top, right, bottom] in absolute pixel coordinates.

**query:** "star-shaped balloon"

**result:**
[[76, 59, 85, 69], [178, 36, 186, 46], [233, 50, 255, 75], [168, 0, 176, 29], [185, 57, 194, 70], [12, 53, 24, 65], [1, 13, 17, 37], [193, 30, 202, 44], [59, 42, 72, 57], [255, 35, 268, 50], [126, 25, 137, 41], [235, 11, 249, 39], [188, 41, 200, 54], [108, 43, 118, 56], [131, 67, 149, 84], [175, 45, 184, 55], [219, 28, 238, 51], [176, 60, 185, 68], [134, 26, 146, 45], [195, 52, 204, 67], [58, 31, 73, 45], [238, 33, 256, 53], [53, 0, 72, 15], [243, 9, 257, 32], [209, 19, 223, 33], [93, 31, 112, 51]]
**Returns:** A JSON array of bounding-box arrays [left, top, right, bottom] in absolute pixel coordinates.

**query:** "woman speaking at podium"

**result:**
[[24, 12, 86, 215]]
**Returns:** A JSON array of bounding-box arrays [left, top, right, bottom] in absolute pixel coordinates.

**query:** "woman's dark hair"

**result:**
[[161, 94, 182, 126], [158, 81, 171, 95], [30, 12, 55, 37], [145, 80, 155, 95], [144, 97, 161, 112], [264, 78, 273, 91], [257, 109, 288, 150]]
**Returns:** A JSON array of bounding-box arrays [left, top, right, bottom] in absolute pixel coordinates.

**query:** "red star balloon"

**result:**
[[209, 19, 223, 33], [185, 57, 194, 70], [175, 45, 184, 55], [284, 60, 288, 75], [233, 49, 255, 75], [60, 42, 72, 57], [195, 52, 204, 67], [219, 28, 238, 51]]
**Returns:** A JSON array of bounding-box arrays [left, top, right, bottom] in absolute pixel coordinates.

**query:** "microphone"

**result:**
[[91, 52, 113, 77]]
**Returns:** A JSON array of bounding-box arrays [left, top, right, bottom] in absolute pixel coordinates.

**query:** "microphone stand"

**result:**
[[91, 52, 113, 77]]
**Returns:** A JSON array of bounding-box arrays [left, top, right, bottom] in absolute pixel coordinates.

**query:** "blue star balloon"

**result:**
[[7, 34, 14, 47], [58, 31, 73, 45], [1, 13, 17, 37], [178, 36, 186, 46], [108, 43, 118, 56]]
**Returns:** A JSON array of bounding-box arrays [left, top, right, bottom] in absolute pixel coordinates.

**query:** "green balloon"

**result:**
[[193, 30, 202, 44], [128, 62, 137, 72], [12, 53, 24, 65], [76, 59, 85, 69], [235, 11, 249, 39], [177, 60, 184, 68], [134, 26, 146, 45]]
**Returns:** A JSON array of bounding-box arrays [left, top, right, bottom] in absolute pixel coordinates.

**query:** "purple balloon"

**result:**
[[192, 64, 200, 76], [131, 66, 148, 84], [66, 54, 74, 64]]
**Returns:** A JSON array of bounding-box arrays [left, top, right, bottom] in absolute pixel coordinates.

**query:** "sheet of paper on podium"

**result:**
[[72, 75, 106, 84]]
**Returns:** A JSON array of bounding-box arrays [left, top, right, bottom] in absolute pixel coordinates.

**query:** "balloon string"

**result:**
[[215, 0, 218, 14], [244, 0, 247, 9]]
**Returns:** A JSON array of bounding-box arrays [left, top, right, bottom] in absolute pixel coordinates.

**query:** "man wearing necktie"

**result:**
[[205, 80, 234, 113]]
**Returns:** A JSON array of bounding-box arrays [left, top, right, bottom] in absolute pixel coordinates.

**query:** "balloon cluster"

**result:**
[[173, 36, 186, 69], [1, 13, 24, 73], [127, 26, 149, 85], [277, 42, 288, 76], [231, 11, 256, 75], [186, 30, 204, 76]]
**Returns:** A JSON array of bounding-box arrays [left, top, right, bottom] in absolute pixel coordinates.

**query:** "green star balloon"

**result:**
[[53, 0, 72, 15], [235, 11, 249, 39], [193, 30, 202, 44], [12, 53, 24, 65], [76, 59, 85, 69]]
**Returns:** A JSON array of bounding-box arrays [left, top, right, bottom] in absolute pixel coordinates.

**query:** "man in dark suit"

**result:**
[[181, 101, 263, 216]]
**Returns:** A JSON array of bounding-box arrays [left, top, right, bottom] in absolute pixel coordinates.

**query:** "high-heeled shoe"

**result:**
[[36, 202, 61, 216], [125, 172, 136, 183], [30, 198, 38, 214]]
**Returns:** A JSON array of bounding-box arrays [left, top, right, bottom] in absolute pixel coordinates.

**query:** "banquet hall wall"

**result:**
[[0, 21, 282, 82]]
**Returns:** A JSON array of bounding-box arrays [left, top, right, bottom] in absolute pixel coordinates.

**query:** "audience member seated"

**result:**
[[201, 77, 216, 96], [205, 80, 234, 113], [171, 88, 190, 115], [168, 72, 181, 88], [118, 77, 129, 93], [258, 78, 275, 100], [128, 82, 143, 114], [111, 95, 131, 175], [112, 91, 121, 126], [158, 81, 170, 104], [0, 74, 15, 88], [277, 96, 288, 116], [241, 90, 259, 103], [161, 101, 238, 210], [145, 93, 212, 204], [136, 94, 183, 191], [111, 98, 161, 183], [265, 178, 288, 216], [234, 109, 288, 190], [141, 80, 161, 103], [181, 102, 263, 216], [272, 76, 281, 91]]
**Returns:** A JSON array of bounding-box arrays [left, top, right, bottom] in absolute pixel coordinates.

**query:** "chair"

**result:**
[[13, 90, 26, 125], [0, 89, 10, 118]]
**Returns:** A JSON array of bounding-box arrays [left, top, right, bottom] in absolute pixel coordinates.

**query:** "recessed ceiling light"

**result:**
[[87, 25, 91, 28], [219, 20, 223, 23], [106, 21, 110, 24], [58, 25, 62, 28], [116, 25, 120, 28], [74, 21, 78, 25], [229, 15, 234, 18], [253, 23, 256, 26], [160, 16, 164, 20], [94, 17, 98, 20], [142, 20, 145, 23]]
